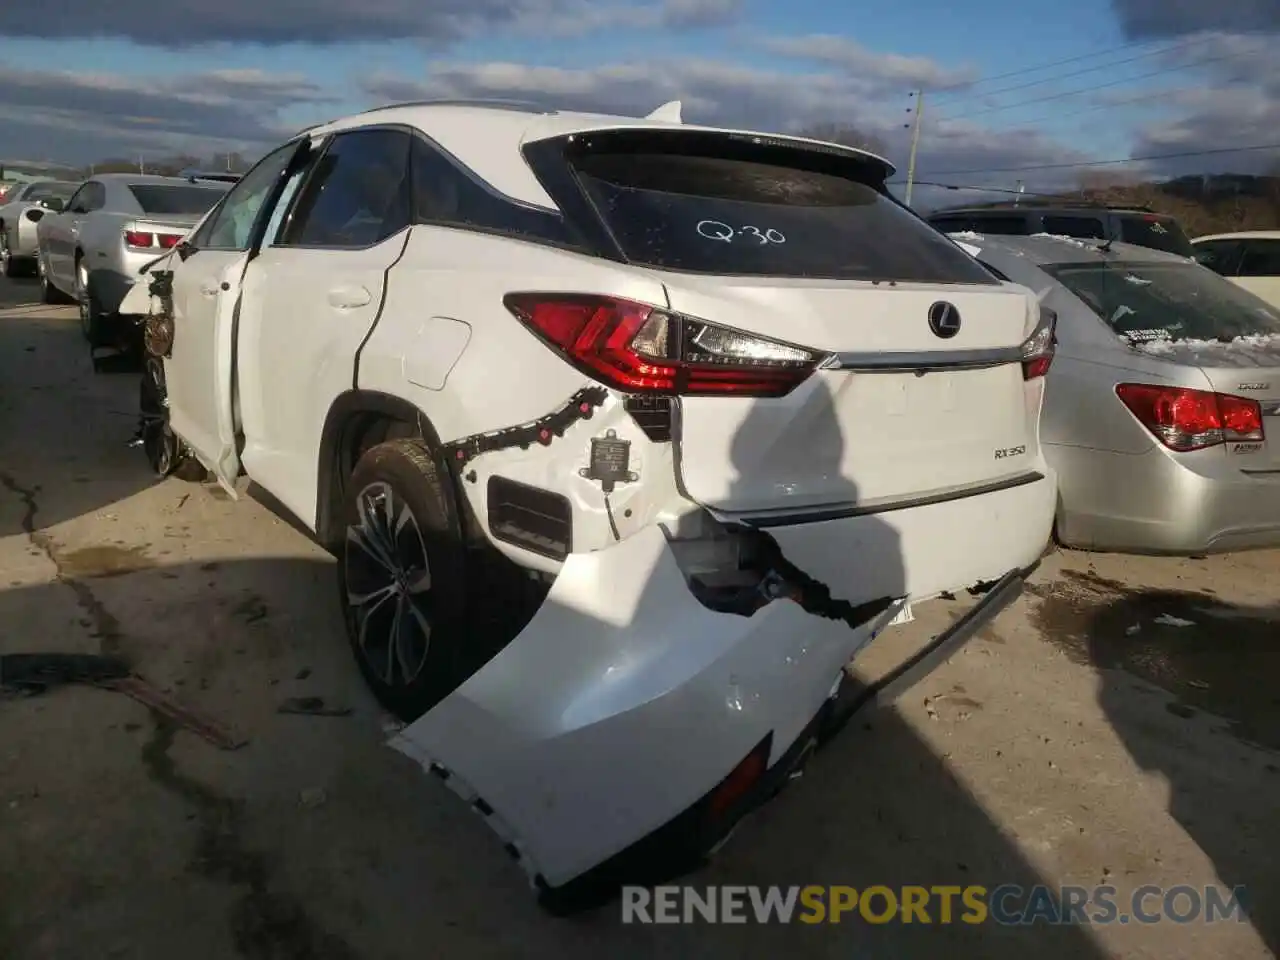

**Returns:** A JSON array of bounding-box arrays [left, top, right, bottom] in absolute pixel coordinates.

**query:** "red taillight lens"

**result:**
[[158, 234, 183, 248], [1021, 305, 1056, 381], [1116, 383, 1264, 452], [503, 293, 824, 397], [124, 231, 154, 249]]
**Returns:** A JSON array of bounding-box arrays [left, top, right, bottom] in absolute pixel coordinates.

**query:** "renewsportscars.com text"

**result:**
[[621, 884, 1250, 926]]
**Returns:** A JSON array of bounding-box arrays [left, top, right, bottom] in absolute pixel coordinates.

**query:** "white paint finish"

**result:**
[[236, 230, 410, 528], [392, 524, 906, 888], [162, 248, 247, 493], [402, 317, 471, 390], [356, 224, 665, 443], [1233, 275, 1280, 311], [662, 278, 1044, 512], [764, 472, 1056, 604]]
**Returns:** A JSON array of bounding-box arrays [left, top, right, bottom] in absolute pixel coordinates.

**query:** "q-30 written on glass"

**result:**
[[697, 220, 786, 245]]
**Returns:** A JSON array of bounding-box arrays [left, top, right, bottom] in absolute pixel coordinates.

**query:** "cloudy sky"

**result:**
[[0, 0, 1277, 209]]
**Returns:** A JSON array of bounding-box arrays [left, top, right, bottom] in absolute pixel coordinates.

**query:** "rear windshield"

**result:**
[[569, 151, 997, 284], [1115, 214, 1193, 256], [127, 183, 227, 215], [1043, 259, 1280, 343]]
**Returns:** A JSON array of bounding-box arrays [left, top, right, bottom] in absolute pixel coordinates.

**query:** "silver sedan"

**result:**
[[0, 179, 79, 277], [35, 173, 229, 350], [951, 232, 1280, 555]]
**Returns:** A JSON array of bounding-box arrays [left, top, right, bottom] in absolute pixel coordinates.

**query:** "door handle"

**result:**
[[327, 285, 372, 309], [199, 283, 222, 297]]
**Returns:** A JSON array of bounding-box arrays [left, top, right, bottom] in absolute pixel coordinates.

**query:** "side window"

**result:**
[[1193, 241, 1242, 276], [1238, 240, 1280, 278], [929, 217, 968, 233], [282, 129, 412, 248], [87, 182, 107, 211], [1041, 215, 1105, 239], [66, 184, 91, 213], [409, 136, 575, 247], [194, 141, 300, 251]]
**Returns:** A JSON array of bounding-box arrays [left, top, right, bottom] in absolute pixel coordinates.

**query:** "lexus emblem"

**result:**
[[928, 301, 962, 339]]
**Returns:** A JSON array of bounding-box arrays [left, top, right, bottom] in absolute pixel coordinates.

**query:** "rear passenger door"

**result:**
[[1234, 239, 1280, 309], [236, 125, 414, 528]]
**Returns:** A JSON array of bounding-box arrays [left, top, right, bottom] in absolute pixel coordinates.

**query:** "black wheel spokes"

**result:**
[[345, 482, 433, 687]]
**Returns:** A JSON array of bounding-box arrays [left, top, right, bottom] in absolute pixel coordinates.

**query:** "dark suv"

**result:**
[[926, 203, 1195, 257]]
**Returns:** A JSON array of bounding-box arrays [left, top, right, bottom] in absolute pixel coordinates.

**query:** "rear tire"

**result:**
[[37, 253, 71, 304], [338, 439, 473, 722], [76, 256, 108, 346], [0, 229, 16, 278]]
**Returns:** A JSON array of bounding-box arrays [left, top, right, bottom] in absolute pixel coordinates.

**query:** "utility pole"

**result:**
[[904, 89, 925, 208], [138, 155, 144, 174]]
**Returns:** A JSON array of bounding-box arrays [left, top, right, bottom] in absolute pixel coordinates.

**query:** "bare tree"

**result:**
[[797, 122, 889, 157]]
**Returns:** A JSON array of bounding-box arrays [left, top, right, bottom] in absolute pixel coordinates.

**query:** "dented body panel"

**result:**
[[391, 525, 907, 889]]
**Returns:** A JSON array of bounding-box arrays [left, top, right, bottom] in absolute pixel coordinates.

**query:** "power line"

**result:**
[[896, 142, 1280, 179], [931, 35, 1211, 108], [935, 46, 1248, 123], [927, 38, 1157, 98], [993, 63, 1263, 131]]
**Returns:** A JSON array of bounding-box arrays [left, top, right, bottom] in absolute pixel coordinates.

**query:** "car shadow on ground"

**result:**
[[0, 302, 153, 539], [1029, 567, 1280, 953]]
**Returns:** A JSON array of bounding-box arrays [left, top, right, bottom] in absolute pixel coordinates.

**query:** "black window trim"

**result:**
[[524, 129, 1000, 285], [407, 129, 586, 255], [1191, 239, 1244, 277], [1237, 239, 1280, 278], [193, 136, 316, 252]]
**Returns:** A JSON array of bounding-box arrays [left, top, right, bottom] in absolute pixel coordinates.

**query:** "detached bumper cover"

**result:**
[[390, 525, 1028, 907]]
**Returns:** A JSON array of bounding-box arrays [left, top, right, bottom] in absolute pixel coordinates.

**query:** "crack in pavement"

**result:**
[[1, 471, 358, 958], [142, 718, 360, 960], [0, 471, 124, 654]]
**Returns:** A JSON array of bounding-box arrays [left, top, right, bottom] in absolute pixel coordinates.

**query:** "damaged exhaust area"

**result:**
[[665, 513, 898, 629]]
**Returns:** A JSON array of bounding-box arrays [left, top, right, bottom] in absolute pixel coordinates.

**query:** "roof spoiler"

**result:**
[[644, 100, 683, 123]]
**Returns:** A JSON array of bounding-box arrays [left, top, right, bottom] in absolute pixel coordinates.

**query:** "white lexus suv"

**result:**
[[122, 98, 1058, 912]]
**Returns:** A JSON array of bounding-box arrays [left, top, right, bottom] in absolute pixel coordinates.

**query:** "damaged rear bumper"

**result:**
[[389, 525, 1028, 913]]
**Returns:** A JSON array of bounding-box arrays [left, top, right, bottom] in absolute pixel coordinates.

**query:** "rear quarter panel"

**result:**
[[357, 224, 671, 444]]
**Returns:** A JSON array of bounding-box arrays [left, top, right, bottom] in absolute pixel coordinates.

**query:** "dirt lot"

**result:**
[[0, 277, 1277, 959]]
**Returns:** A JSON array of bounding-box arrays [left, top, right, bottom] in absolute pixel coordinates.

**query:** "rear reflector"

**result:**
[[1116, 383, 1265, 452], [706, 737, 771, 823], [504, 293, 824, 397], [124, 231, 154, 249]]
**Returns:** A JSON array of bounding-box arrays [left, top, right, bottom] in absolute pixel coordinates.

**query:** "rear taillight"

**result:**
[[158, 234, 183, 248], [124, 230, 154, 249], [1116, 383, 1264, 452], [1021, 305, 1056, 380], [503, 293, 825, 397]]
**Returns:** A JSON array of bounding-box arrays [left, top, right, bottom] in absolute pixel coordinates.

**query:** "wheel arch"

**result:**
[[316, 390, 462, 552]]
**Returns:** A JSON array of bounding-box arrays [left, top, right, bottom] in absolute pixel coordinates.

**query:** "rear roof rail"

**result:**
[[354, 98, 558, 116]]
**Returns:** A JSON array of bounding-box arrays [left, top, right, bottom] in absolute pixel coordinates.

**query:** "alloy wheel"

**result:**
[[76, 262, 91, 332], [344, 481, 434, 688], [0, 233, 9, 275]]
